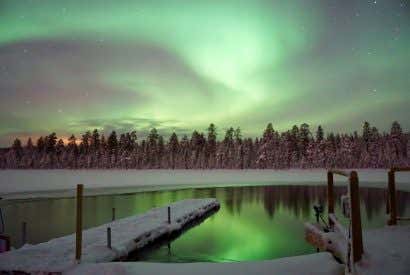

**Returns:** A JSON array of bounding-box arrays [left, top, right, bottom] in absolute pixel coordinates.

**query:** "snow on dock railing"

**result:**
[[387, 167, 410, 225], [0, 198, 220, 273], [307, 169, 410, 274], [308, 170, 363, 270], [327, 170, 363, 263]]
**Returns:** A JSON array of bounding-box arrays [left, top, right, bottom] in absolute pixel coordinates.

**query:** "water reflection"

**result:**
[[2, 185, 409, 261]]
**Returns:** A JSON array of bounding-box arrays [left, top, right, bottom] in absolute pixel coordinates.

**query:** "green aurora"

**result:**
[[0, 0, 409, 146]]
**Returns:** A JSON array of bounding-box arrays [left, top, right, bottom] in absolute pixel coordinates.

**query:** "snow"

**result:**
[[1, 169, 409, 200], [356, 225, 410, 275], [305, 224, 410, 275], [65, 252, 344, 275], [0, 199, 220, 273]]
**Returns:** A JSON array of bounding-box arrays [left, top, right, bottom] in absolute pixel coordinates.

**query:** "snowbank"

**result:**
[[0, 199, 220, 273], [65, 252, 344, 275], [1, 169, 409, 199], [305, 223, 410, 275], [357, 225, 410, 275]]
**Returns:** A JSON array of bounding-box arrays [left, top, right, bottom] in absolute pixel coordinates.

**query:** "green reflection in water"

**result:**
[[2, 185, 410, 262]]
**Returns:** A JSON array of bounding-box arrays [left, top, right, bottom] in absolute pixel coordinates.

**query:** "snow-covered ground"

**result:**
[[0, 199, 220, 273], [357, 225, 410, 275], [65, 252, 344, 275], [306, 224, 410, 275], [1, 169, 409, 199]]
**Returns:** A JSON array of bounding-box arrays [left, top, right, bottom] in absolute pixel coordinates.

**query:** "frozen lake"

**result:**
[[0, 169, 409, 262]]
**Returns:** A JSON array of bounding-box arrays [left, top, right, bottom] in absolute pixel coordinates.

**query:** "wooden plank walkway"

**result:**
[[0, 199, 220, 273]]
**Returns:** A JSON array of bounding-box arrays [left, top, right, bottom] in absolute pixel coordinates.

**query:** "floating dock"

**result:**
[[0, 198, 220, 273]]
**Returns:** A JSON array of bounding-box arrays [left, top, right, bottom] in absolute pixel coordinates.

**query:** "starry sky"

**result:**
[[0, 0, 409, 146]]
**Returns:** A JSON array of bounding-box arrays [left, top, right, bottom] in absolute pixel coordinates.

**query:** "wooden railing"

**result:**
[[327, 170, 363, 263], [387, 167, 410, 225], [0, 235, 10, 253]]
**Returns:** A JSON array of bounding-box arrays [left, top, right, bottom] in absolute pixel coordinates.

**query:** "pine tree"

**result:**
[[91, 129, 100, 151], [316, 125, 324, 142], [206, 123, 217, 168], [12, 138, 23, 163], [107, 131, 118, 154], [1, 120, 409, 170], [169, 132, 179, 169], [26, 138, 34, 151], [45, 133, 57, 153]]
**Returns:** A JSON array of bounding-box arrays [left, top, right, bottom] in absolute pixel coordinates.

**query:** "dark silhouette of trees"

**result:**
[[0, 121, 408, 169]]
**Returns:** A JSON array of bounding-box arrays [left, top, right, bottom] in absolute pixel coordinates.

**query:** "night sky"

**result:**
[[0, 0, 409, 146]]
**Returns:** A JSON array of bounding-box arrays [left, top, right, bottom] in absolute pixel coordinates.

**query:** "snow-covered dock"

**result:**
[[306, 224, 410, 275], [0, 198, 220, 273]]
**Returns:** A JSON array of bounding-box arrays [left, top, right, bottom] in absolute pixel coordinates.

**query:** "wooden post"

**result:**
[[112, 208, 116, 221], [327, 171, 334, 228], [168, 206, 171, 224], [22, 222, 27, 245], [107, 227, 111, 249], [0, 235, 10, 252], [386, 189, 390, 214], [75, 184, 83, 262], [349, 171, 363, 262], [0, 207, 5, 234], [388, 171, 397, 225]]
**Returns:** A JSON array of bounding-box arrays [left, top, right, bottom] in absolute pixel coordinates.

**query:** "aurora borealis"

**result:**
[[0, 0, 409, 146]]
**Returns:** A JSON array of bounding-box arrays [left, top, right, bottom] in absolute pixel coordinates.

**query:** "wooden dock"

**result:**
[[0, 198, 220, 273], [305, 168, 410, 274]]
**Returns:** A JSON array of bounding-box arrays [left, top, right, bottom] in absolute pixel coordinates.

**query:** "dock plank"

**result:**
[[0, 199, 220, 273]]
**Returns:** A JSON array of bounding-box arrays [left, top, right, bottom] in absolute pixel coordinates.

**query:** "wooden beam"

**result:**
[[391, 167, 410, 172], [388, 171, 397, 226], [167, 206, 171, 224], [0, 235, 10, 252], [107, 227, 111, 249], [75, 184, 83, 262], [327, 171, 334, 228], [349, 171, 363, 262], [329, 214, 348, 239], [386, 189, 390, 214], [21, 222, 27, 245], [329, 169, 349, 177]]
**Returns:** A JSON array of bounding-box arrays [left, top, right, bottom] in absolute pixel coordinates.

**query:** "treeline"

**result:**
[[0, 121, 408, 169]]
